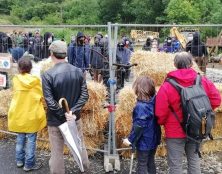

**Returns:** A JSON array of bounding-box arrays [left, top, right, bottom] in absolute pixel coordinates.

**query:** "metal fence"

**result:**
[[1, 23, 222, 173]]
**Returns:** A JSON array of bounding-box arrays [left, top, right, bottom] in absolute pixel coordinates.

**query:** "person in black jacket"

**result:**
[[90, 34, 104, 82], [186, 32, 208, 73], [42, 40, 89, 174], [42, 32, 54, 59]]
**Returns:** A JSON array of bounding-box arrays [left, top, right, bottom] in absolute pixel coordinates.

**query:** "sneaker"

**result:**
[[16, 161, 24, 168], [23, 160, 43, 172]]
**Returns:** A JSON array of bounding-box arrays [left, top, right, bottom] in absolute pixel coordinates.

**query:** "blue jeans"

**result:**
[[16, 133, 37, 168]]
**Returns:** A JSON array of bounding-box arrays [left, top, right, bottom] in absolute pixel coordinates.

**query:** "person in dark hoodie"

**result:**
[[142, 37, 152, 51], [68, 32, 90, 78], [116, 41, 132, 89], [186, 32, 208, 73], [42, 32, 54, 59], [155, 52, 221, 174], [90, 34, 104, 82]]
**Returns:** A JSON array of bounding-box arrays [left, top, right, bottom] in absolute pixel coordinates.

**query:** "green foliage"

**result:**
[[63, 0, 100, 24], [0, 0, 13, 14], [166, 0, 200, 24], [98, 0, 123, 23], [211, 7, 222, 23], [0, 0, 222, 25]]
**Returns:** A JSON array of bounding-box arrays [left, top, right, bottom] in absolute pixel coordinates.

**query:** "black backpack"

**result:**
[[167, 75, 215, 157]]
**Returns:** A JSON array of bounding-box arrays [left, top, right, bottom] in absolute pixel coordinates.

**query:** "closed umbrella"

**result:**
[[58, 98, 84, 172]]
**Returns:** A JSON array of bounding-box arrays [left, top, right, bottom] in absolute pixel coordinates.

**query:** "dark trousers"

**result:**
[[137, 149, 157, 174]]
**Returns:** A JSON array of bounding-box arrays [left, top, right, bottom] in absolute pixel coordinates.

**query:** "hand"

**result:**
[[123, 138, 131, 146], [65, 111, 76, 122]]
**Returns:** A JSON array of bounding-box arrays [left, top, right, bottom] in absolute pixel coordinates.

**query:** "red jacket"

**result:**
[[155, 68, 221, 138]]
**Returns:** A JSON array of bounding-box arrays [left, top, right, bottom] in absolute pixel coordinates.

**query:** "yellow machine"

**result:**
[[170, 27, 187, 49], [170, 27, 199, 49]]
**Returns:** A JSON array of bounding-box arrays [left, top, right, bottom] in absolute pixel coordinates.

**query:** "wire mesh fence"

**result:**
[[1, 24, 222, 173]]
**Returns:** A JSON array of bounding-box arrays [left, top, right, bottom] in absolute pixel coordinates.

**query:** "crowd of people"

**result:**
[[2, 29, 219, 174]]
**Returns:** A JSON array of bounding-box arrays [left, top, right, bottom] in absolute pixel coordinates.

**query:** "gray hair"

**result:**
[[174, 52, 193, 69]]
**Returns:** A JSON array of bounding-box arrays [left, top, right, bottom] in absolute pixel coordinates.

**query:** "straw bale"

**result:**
[[130, 51, 202, 86], [214, 83, 222, 112], [211, 112, 222, 138], [0, 89, 13, 117], [202, 140, 222, 154], [156, 144, 167, 157], [115, 87, 136, 138], [115, 87, 136, 157], [83, 81, 107, 111], [0, 117, 7, 139], [81, 109, 109, 136]]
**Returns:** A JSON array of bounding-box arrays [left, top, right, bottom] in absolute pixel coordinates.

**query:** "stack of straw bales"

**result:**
[[130, 51, 202, 86], [80, 81, 109, 155]]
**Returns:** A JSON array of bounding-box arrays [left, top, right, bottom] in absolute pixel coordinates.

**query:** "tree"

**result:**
[[211, 8, 222, 24], [166, 0, 200, 24], [0, 0, 13, 14], [98, 0, 123, 23], [63, 0, 100, 24], [191, 0, 221, 23]]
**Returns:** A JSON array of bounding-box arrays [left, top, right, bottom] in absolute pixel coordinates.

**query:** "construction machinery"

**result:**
[[170, 27, 198, 49]]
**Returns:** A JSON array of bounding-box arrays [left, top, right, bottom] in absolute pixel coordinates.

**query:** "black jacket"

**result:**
[[42, 62, 89, 126], [186, 32, 208, 57]]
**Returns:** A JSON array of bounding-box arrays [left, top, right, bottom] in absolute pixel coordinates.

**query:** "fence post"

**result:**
[[104, 22, 120, 172]]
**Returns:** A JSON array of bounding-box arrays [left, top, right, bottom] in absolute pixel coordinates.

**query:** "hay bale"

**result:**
[[115, 87, 136, 157], [212, 112, 222, 138], [83, 81, 107, 111], [214, 83, 222, 113], [0, 89, 13, 117], [130, 51, 202, 86], [0, 117, 7, 139], [202, 140, 222, 154]]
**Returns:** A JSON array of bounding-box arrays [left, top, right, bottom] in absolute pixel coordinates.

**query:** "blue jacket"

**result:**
[[68, 43, 90, 71], [128, 97, 161, 151]]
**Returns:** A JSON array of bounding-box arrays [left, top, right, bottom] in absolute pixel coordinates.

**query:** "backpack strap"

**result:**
[[195, 74, 202, 85], [166, 78, 184, 93]]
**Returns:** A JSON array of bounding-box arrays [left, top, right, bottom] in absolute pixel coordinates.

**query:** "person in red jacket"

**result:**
[[155, 52, 221, 174]]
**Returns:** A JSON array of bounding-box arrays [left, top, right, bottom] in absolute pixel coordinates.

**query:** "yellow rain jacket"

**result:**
[[8, 73, 46, 133]]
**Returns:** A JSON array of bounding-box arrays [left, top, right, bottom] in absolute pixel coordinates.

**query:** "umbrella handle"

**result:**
[[59, 98, 70, 113]]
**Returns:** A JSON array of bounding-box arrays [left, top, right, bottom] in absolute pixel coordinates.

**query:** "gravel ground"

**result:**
[[1, 139, 222, 174], [206, 68, 222, 83]]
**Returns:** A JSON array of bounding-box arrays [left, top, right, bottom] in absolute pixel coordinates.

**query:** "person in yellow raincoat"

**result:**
[[8, 55, 46, 172]]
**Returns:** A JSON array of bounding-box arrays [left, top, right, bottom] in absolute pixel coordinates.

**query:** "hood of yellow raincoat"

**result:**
[[13, 73, 40, 90], [8, 74, 46, 133]]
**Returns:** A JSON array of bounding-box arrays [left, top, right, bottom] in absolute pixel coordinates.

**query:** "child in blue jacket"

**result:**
[[123, 76, 161, 174]]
